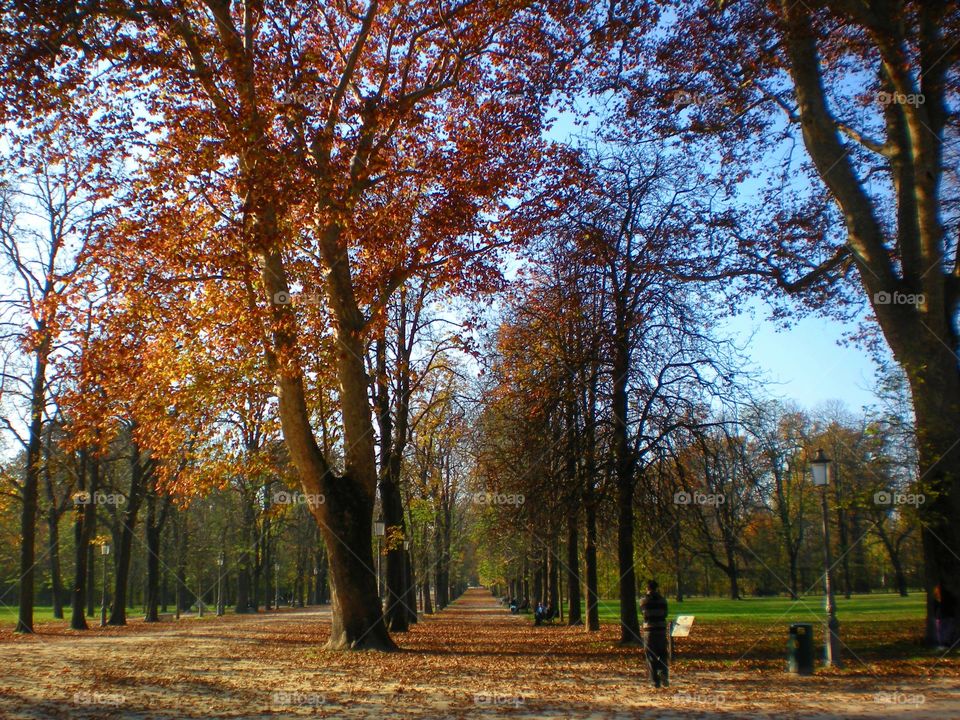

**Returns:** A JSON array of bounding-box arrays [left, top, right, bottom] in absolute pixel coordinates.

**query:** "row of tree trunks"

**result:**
[[314, 542, 330, 605], [505, 506, 596, 630]]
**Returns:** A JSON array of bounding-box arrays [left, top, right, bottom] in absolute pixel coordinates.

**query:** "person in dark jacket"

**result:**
[[934, 581, 957, 649], [640, 579, 669, 687]]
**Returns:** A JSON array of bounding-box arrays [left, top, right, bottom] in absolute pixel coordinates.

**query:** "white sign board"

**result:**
[[671, 615, 695, 638]]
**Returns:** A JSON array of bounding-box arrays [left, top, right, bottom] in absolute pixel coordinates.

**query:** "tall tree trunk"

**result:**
[[161, 565, 168, 612], [834, 466, 853, 600], [612, 335, 641, 644], [548, 541, 560, 611], [70, 450, 97, 630], [295, 544, 306, 607], [780, 0, 959, 645], [381, 475, 408, 630], [726, 565, 740, 600], [263, 519, 272, 611], [16, 345, 49, 633], [144, 492, 170, 622], [774, 468, 801, 600], [110, 440, 147, 625], [375, 333, 412, 633], [260, 245, 394, 650], [584, 501, 600, 631], [566, 514, 582, 625], [144, 522, 163, 621], [532, 555, 543, 608], [850, 511, 870, 593], [433, 512, 450, 610], [788, 549, 800, 601], [319, 481, 392, 648], [422, 569, 433, 614], [442, 504, 453, 607], [892, 549, 909, 598], [175, 515, 188, 614], [403, 549, 417, 624], [910, 372, 960, 642], [315, 541, 329, 604], [236, 493, 256, 613], [876, 523, 910, 598], [43, 427, 64, 619], [670, 521, 684, 602], [724, 538, 740, 600], [85, 541, 95, 617]]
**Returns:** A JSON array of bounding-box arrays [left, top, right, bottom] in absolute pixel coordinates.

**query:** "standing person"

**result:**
[[640, 580, 669, 688], [934, 582, 957, 649]]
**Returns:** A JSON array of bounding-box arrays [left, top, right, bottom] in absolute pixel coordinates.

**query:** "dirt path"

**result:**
[[0, 588, 955, 718]]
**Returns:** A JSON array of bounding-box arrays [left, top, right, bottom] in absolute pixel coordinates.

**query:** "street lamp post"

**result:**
[[100, 542, 111, 627], [811, 448, 842, 668], [313, 566, 319, 605], [216, 552, 225, 616], [374, 514, 386, 601], [274, 562, 280, 610]]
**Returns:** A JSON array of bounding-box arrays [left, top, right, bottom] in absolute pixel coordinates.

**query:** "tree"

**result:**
[[744, 402, 813, 599], [555, 145, 735, 643], [107, 427, 151, 625], [482, 247, 610, 629], [143, 477, 173, 622], [0, 135, 99, 631], [373, 279, 457, 631], [1, 0, 632, 649], [637, 0, 960, 642], [674, 424, 765, 600], [40, 418, 76, 618]]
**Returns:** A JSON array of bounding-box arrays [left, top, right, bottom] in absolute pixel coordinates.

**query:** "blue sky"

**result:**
[[543, 96, 887, 416], [719, 301, 884, 412]]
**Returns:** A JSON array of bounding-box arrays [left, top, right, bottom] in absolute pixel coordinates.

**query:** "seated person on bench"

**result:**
[[535, 602, 558, 625]]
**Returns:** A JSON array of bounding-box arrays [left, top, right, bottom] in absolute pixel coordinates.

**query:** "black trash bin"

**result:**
[[787, 623, 814, 675]]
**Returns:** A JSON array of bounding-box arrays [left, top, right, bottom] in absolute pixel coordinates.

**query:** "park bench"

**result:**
[[534, 606, 559, 626], [509, 600, 530, 614]]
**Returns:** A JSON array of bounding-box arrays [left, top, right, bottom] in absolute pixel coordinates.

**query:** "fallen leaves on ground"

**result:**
[[0, 589, 955, 719]]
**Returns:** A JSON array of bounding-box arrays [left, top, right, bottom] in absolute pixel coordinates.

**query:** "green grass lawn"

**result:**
[[595, 593, 926, 625], [8, 595, 925, 627], [0, 605, 238, 624], [590, 593, 936, 667], [0, 605, 63, 623]]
